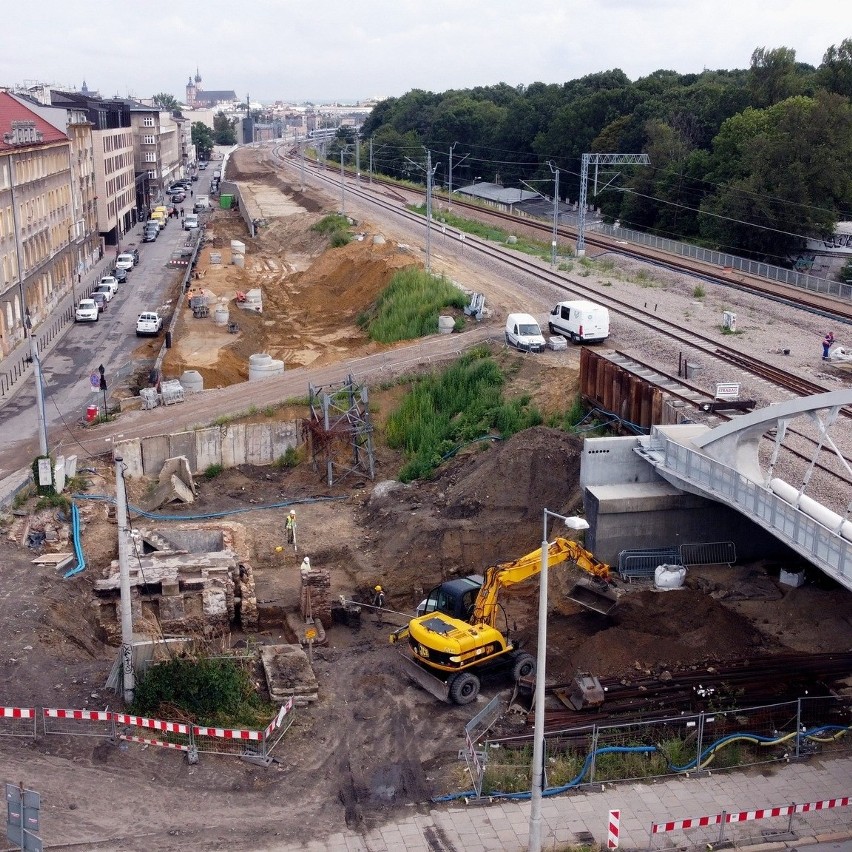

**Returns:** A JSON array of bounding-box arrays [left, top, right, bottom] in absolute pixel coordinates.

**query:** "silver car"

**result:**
[[75, 298, 99, 323]]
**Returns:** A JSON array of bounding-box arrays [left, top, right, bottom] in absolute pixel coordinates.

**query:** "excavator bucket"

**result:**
[[567, 577, 619, 615]]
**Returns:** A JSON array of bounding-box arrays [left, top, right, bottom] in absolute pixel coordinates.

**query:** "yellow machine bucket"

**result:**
[[567, 577, 619, 615]]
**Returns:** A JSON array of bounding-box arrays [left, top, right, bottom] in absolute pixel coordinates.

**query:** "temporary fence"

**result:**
[[0, 706, 37, 739], [32, 702, 296, 764], [482, 695, 851, 798], [648, 796, 851, 850]]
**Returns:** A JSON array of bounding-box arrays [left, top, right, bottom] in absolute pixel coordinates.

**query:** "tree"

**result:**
[[191, 122, 214, 159], [153, 92, 180, 111], [748, 47, 802, 107], [816, 38, 852, 97], [213, 112, 237, 145]]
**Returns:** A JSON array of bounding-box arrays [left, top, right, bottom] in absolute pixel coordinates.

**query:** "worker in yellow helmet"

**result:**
[[285, 509, 297, 547], [372, 585, 386, 626]]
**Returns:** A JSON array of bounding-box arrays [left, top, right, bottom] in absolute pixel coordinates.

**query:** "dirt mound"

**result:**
[[363, 427, 585, 595]]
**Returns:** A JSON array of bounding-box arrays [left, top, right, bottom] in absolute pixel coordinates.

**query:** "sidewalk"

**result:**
[[262, 756, 851, 851]]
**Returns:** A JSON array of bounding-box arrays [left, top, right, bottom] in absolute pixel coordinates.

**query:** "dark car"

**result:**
[[111, 266, 128, 284], [142, 228, 158, 243], [191, 173, 199, 181], [125, 246, 140, 265], [91, 292, 108, 312], [171, 192, 186, 204]]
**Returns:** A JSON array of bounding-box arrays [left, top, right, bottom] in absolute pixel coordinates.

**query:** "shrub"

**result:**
[[693, 284, 706, 298], [311, 214, 351, 246], [203, 463, 224, 479]]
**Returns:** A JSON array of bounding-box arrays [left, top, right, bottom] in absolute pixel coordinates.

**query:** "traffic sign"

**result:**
[[90, 372, 100, 393]]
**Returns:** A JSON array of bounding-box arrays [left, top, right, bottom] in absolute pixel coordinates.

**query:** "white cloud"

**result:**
[[1, 0, 847, 101]]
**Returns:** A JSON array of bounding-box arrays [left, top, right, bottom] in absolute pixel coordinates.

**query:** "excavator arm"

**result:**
[[472, 537, 611, 626]]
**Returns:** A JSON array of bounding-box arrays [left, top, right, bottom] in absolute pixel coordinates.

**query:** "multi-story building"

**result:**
[[50, 91, 136, 248], [128, 102, 181, 207], [0, 92, 75, 353]]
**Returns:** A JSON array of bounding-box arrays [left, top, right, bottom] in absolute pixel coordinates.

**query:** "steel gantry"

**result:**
[[577, 152, 650, 256], [304, 375, 376, 486]]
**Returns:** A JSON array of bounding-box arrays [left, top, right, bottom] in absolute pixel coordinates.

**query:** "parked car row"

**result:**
[[75, 245, 141, 322], [504, 300, 611, 353]]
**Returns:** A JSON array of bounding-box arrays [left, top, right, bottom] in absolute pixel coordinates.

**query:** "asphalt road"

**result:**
[[0, 170, 215, 480]]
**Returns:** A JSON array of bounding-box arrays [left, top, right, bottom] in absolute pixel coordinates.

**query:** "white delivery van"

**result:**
[[547, 300, 609, 343], [505, 313, 546, 352], [183, 213, 199, 230]]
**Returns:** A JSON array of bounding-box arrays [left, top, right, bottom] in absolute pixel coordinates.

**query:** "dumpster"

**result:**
[[220, 194, 234, 209], [86, 404, 99, 423]]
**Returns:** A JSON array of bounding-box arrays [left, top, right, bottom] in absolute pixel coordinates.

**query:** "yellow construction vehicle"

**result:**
[[390, 538, 616, 704]]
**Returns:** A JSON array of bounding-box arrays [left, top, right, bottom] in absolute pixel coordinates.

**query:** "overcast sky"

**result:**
[[3, 1, 849, 103]]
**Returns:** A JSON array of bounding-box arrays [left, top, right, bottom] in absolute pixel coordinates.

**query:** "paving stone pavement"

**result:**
[[261, 755, 851, 851]]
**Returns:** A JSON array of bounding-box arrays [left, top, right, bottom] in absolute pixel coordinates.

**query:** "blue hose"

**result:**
[[63, 502, 87, 578]]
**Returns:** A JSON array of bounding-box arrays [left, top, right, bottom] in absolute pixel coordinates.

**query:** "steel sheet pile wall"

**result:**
[[580, 348, 667, 430]]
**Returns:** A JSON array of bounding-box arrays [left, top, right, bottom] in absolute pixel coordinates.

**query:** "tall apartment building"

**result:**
[[50, 91, 136, 248], [0, 92, 75, 355], [128, 103, 181, 208]]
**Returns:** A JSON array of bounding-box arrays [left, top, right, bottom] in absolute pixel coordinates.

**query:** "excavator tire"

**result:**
[[449, 672, 481, 705], [511, 652, 536, 681]]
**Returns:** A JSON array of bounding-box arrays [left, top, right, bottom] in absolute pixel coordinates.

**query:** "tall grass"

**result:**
[[362, 267, 468, 343], [385, 347, 542, 481], [311, 214, 351, 246]]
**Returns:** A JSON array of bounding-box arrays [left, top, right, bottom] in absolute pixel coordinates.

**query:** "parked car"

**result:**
[[167, 185, 185, 195], [124, 246, 140, 265], [547, 300, 610, 343], [94, 284, 115, 303], [183, 213, 199, 230], [91, 292, 108, 312], [136, 311, 163, 337], [170, 192, 186, 204], [74, 298, 99, 323], [111, 266, 128, 284], [504, 312, 546, 352], [142, 228, 158, 243], [191, 173, 199, 181], [98, 276, 119, 295], [115, 253, 135, 271], [198, 161, 208, 170]]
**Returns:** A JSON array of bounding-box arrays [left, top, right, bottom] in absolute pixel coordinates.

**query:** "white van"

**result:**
[[548, 300, 610, 343], [505, 313, 546, 352], [183, 213, 199, 230]]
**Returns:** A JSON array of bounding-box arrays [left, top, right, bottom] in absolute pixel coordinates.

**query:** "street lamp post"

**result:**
[[528, 510, 590, 852]]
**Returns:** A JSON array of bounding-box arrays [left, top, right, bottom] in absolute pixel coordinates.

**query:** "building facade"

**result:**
[[0, 92, 75, 354], [129, 103, 181, 208]]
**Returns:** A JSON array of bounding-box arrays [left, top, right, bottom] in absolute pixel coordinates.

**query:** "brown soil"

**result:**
[[1, 146, 849, 851]]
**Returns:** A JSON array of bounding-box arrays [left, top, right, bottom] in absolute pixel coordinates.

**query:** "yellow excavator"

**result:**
[[389, 538, 617, 704]]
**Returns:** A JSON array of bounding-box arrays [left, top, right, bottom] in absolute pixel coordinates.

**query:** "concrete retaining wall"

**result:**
[[114, 421, 300, 478], [581, 435, 795, 566]]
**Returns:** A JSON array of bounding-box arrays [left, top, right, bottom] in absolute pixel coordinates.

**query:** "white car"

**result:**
[[99, 276, 119, 295], [93, 284, 115, 303], [136, 311, 163, 336], [115, 253, 135, 271], [183, 214, 199, 230], [74, 298, 99, 323]]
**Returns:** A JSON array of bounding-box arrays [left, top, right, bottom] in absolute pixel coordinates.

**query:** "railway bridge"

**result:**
[[581, 390, 852, 590]]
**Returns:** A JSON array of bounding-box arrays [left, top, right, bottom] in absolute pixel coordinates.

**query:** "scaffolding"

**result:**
[[304, 375, 375, 486]]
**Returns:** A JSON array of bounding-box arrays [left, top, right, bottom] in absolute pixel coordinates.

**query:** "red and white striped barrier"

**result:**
[[193, 725, 263, 741], [119, 734, 189, 751], [43, 708, 112, 721], [1, 707, 34, 719], [264, 698, 294, 738], [607, 810, 620, 848], [652, 796, 851, 835], [113, 713, 190, 734]]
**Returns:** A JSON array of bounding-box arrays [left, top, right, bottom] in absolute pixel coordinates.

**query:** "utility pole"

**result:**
[[405, 149, 441, 271], [447, 142, 468, 212], [29, 318, 48, 457], [548, 162, 559, 267], [299, 141, 305, 193], [115, 455, 135, 703], [355, 134, 360, 184], [369, 137, 373, 186]]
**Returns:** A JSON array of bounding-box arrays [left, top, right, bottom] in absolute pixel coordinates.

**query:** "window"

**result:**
[[144, 152, 157, 163], [147, 170, 156, 180], [142, 116, 155, 127], [143, 135, 155, 145]]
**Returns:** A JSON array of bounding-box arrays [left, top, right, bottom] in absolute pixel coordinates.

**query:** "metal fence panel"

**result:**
[[679, 541, 736, 566], [262, 699, 295, 757], [113, 713, 192, 752], [42, 708, 113, 739], [192, 722, 267, 759], [617, 548, 681, 582], [0, 707, 36, 739]]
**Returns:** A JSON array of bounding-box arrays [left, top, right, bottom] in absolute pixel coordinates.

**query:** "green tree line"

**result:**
[[359, 41, 852, 264]]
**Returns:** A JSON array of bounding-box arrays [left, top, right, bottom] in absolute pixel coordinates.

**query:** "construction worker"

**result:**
[[285, 509, 297, 545], [372, 585, 386, 626]]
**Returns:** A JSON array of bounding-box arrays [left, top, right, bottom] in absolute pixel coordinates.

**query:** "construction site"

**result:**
[[0, 145, 850, 851]]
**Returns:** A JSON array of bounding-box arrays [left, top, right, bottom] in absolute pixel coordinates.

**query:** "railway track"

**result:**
[[285, 150, 852, 324], [495, 651, 852, 737], [271, 149, 852, 487]]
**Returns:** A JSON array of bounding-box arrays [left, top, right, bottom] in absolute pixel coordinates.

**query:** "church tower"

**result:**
[[186, 74, 196, 107]]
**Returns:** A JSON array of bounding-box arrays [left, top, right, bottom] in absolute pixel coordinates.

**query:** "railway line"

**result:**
[[271, 148, 852, 492], [282, 148, 852, 324]]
